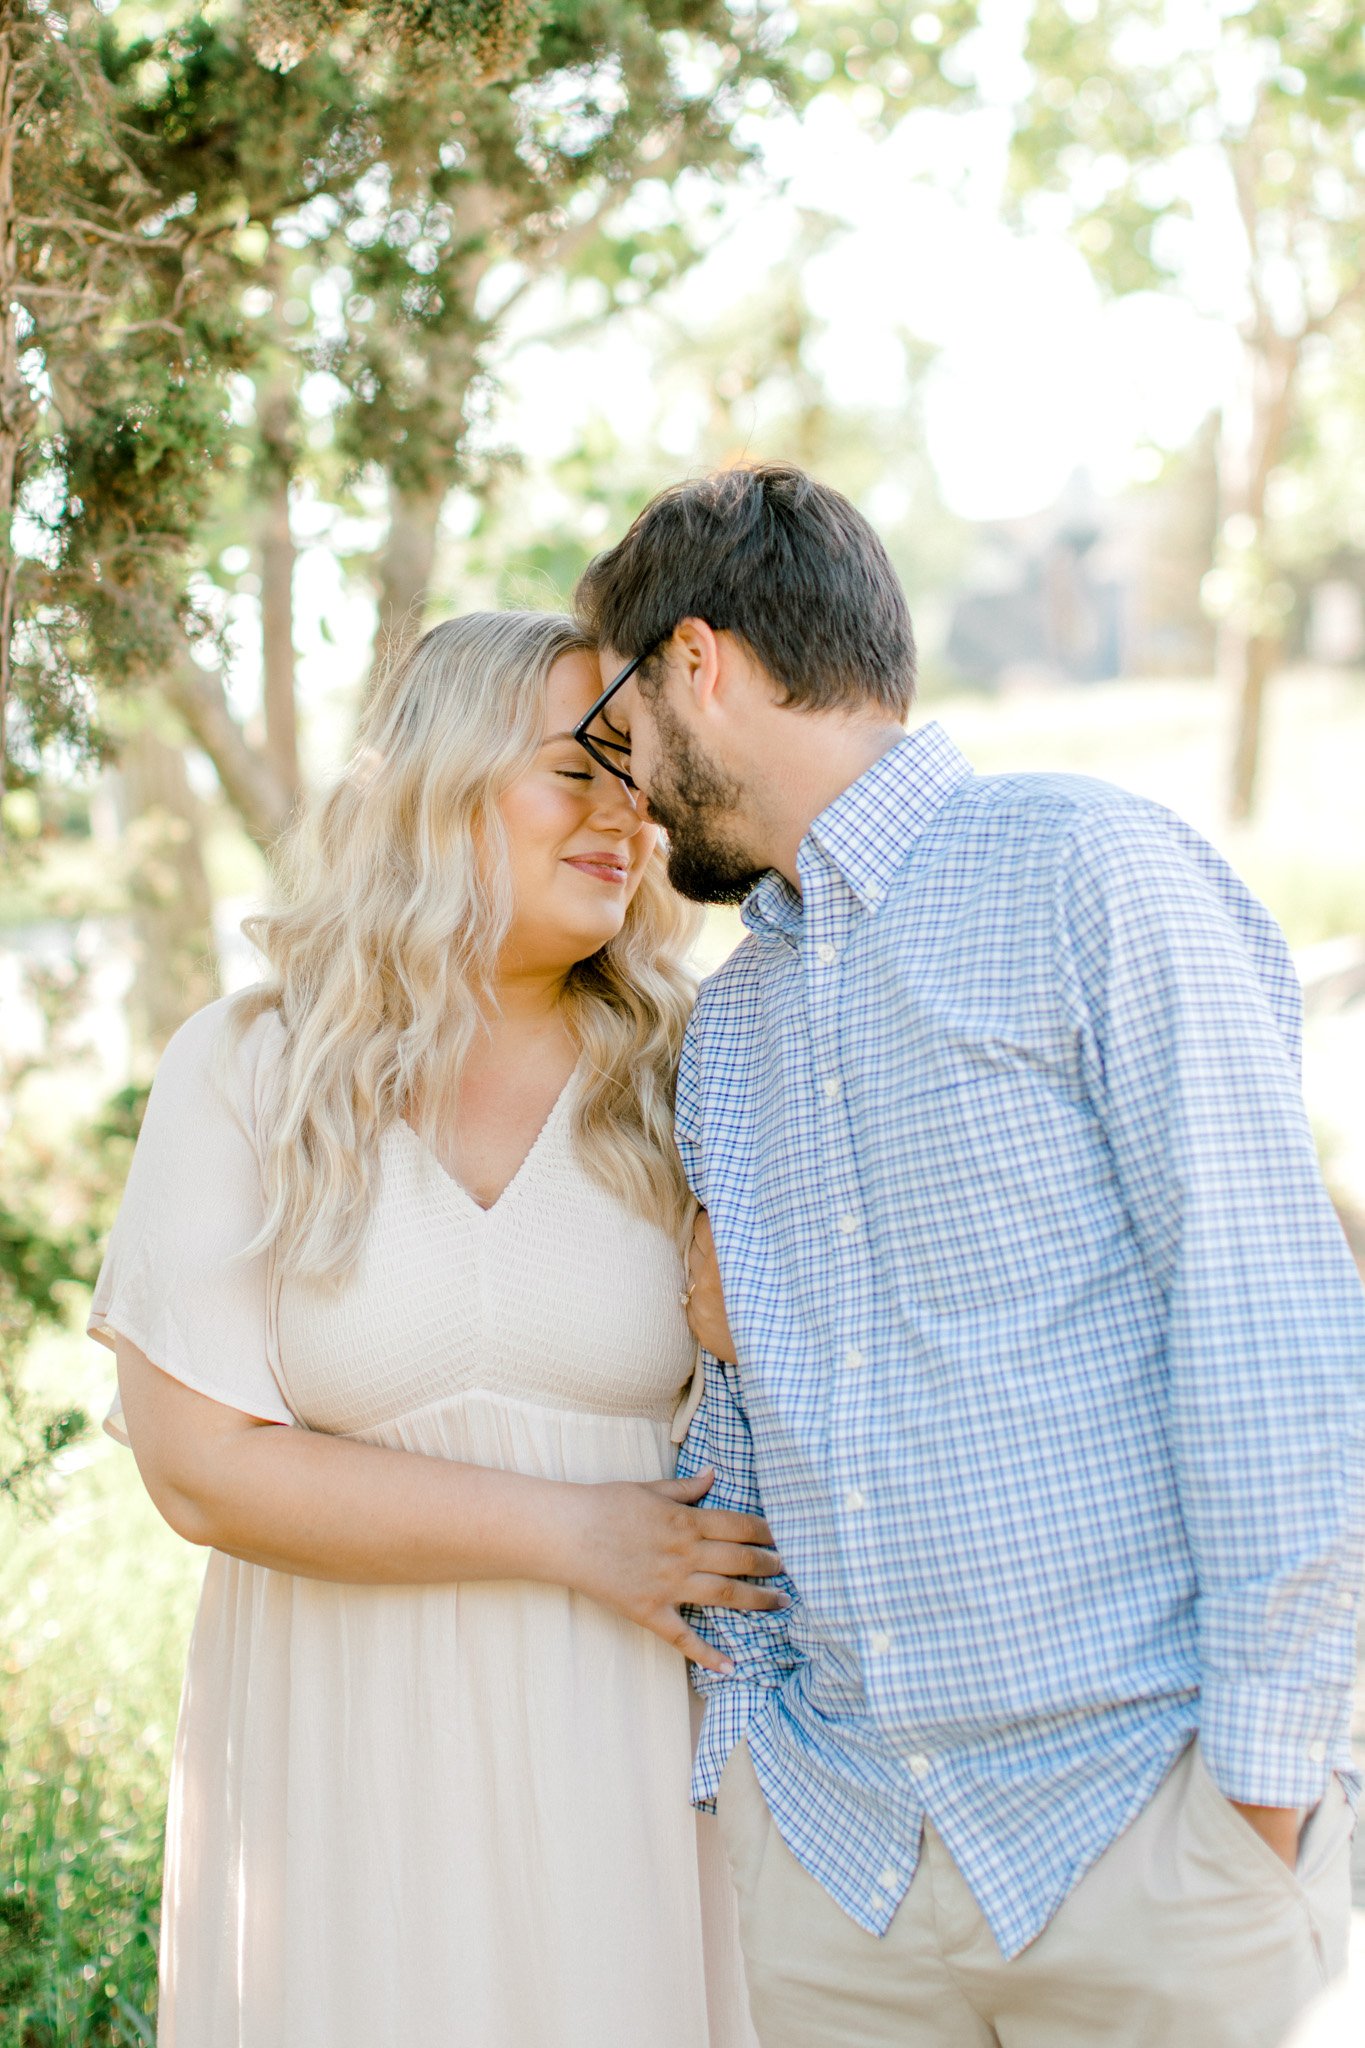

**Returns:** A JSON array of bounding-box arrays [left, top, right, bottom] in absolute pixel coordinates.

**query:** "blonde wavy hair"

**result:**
[[234, 610, 701, 1281]]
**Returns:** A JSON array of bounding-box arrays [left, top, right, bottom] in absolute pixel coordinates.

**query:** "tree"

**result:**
[[0, 0, 561, 782], [0, 0, 237, 773], [918, 0, 1365, 818], [1, 0, 795, 838]]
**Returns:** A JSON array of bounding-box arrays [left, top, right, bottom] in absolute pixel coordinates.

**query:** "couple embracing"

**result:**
[[93, 465, 1365, 2048]]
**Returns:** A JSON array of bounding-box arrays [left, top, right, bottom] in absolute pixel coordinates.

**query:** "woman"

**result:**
[[90, 612, 780, 2048]]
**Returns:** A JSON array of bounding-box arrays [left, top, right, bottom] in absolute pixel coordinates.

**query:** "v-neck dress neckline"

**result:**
[[393, 1060, 581, 1217]]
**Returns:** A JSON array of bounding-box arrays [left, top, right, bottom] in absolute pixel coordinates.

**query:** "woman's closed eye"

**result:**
[[557, 768, 594, 782]]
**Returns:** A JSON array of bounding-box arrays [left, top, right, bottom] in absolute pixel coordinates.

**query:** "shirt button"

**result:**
[[908, 1753, 931, 1779], [867, 1889, 886, 1916], [869, 1630, 893, 1657], [865, 883, 884, 904], [823, 1075, 841, 1100], [878, 1866, 899, 1890], [1308, 1740, 1327, 1764], [817, 942, 838, 964], [1337, 1590, 1355, 1612], [843, 1346, 865, 1370], [837, 1213, 860, 1236], [845, 1488, 867, 1512]]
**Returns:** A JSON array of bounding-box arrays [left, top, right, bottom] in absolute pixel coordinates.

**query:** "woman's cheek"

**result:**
[[623, 830, 660, 903]]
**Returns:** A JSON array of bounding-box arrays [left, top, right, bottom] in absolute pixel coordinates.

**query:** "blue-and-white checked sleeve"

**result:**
[[1055, 805, 1365, 1808], [674, 1020, 803, 1805]]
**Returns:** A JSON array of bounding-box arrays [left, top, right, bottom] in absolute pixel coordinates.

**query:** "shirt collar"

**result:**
[[741, 723, 973, 938]]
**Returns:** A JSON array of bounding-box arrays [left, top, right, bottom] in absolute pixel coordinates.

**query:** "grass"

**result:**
[[0, 1331, 202, 2046]]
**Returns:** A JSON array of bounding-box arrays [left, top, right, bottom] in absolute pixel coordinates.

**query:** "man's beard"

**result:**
[[643, 695, 766, 907]]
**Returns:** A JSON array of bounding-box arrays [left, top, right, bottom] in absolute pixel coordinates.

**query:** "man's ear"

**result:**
[[671, 617, 726, 717]]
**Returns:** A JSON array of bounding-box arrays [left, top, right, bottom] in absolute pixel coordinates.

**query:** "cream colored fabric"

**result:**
[[90, 998, 756, 2048], [716, 1736, 1354, 2048]]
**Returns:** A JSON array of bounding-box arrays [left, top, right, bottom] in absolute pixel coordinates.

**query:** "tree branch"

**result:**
[[162, 658, 296, 854]]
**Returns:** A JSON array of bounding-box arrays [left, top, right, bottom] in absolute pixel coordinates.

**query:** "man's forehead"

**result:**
[[596, 646, 623, 685]]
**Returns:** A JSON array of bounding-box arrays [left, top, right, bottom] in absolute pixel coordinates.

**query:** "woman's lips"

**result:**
[[563, 855, 628, 885]]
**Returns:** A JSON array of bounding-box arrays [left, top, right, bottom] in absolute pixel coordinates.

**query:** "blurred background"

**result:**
[[2, 0, 1363, 2037]]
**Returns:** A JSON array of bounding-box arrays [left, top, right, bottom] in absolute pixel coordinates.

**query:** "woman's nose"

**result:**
[[591, 772, 642, 830]]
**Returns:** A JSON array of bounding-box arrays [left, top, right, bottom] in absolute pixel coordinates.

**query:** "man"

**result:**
[[572, 464, 1365, 2048]]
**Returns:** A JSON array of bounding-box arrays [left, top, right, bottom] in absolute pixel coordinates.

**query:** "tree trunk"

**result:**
[[369, 482, 449, 692], [1225, 627, 1280, 823], [0, 17, 26, 765], [117, 726, 218, 1057], [258, 379, 300, 799], [1219, 330, 1299, 823], [164, 655, 295, 854]]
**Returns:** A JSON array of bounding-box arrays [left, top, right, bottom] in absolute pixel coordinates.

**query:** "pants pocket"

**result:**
[[1190, 1747, 1336, 1904], [1294, 1775, 1354, 1889], [1187, 1745, 1355, 1989]]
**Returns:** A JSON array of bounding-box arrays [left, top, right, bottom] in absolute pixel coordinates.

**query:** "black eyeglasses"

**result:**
[[570, 648, 651, 790]]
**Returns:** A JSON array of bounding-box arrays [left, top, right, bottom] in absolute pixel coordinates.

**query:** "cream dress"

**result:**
[[90, 997, 756, 2048]]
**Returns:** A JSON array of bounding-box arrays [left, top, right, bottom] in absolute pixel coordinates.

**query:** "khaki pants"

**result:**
[[716, 1738, 1354, 2048]]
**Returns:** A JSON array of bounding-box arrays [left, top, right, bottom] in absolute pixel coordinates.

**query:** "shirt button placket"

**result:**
[[809, 901, 880, 1666]]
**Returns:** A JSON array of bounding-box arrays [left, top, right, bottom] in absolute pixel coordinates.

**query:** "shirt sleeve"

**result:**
[[1054, 801, 1365, 1808], [674, 1013, 803, 1806], [676, 1355, 804, 1807], [88, 999, 295, 1443]]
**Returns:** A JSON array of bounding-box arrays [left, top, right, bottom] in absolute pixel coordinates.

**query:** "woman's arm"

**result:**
[[116, 1338, 787, 1674], [685, 1211, 737, 1362]]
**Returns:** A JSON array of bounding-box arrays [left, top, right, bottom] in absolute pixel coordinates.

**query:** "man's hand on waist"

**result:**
[[1230, 1800, 1308, 1868]]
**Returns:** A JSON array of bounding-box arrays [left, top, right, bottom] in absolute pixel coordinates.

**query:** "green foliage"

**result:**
[[912, 0, 1365, 813], [1, 1430, 204, 2047], [2, 2, 238, 774], [5, 0, 805, 788], [998, 0, 1365, 307], [315, 0, 797, 499], [0, 938, 147, 1510]]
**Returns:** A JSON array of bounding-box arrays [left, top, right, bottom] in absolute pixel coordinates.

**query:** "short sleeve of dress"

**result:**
[[88, 995, 295, 1443]]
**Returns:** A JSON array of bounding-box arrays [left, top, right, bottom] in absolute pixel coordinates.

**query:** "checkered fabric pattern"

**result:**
[[675, 724, 1365, 1958]]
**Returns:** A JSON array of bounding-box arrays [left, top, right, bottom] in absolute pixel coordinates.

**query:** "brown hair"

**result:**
[[575, 463, 916, 718]]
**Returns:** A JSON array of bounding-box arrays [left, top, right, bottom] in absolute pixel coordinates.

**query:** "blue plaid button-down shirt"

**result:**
[[676, 724, 1365, 1958]]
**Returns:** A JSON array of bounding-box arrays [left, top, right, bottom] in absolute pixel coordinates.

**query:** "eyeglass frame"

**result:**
[[569, 646, 654, 790]]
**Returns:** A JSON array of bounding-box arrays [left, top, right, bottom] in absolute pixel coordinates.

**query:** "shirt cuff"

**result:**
[[1199, 1678, 1354, 1807], [689, 1682, 777, 1812]]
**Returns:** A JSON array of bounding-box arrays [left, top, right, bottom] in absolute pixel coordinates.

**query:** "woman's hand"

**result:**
[[685, 1211, 737, 1363], [558, 1468, 786, 1673]]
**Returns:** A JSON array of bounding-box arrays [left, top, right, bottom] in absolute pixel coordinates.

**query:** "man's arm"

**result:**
[[1055, 802, 1365, 1859], [675, 1349, 803, 1804]]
